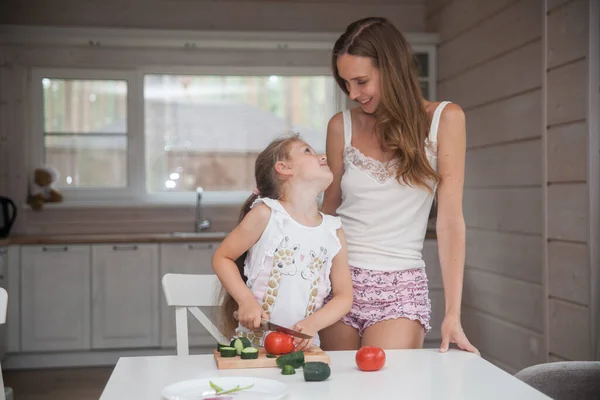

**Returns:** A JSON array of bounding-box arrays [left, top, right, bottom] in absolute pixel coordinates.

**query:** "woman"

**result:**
[[320, 17, 478, 354]]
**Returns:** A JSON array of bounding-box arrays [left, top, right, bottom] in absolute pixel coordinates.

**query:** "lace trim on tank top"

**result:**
[[344, 145, 398, 184], [344, 142, 436, 185], [341, 104, 443, 186]]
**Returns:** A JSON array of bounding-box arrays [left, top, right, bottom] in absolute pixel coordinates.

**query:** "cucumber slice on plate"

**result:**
[[219, 347, 237, 358], [240, 347, 259, 360]]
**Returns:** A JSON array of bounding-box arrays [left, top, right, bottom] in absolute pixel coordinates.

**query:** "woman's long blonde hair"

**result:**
[[332, 17, 440, 191]]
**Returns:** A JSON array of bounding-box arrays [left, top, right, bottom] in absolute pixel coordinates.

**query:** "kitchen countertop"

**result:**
[[2, 231, 436, 245], [2, 232, 229, 245]]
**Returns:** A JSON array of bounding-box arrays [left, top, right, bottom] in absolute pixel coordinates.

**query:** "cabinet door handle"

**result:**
[[187, 243, 214, 250], [42, 246, 68, 252], [112, 245, 138, 251]]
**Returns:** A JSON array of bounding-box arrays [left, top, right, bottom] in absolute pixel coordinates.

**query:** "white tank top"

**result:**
[[336, 101, 450, 271]]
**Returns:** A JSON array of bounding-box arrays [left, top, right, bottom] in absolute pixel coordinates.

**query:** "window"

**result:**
[[144, 74, 336, 193], [413, 50, 436, 101], [32, 68, 339, 202], [42, 78, 128, 188], [31, 69, 140, 201]]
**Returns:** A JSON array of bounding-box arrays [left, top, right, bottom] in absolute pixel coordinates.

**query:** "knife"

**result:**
[[232, 311, 313, 340]]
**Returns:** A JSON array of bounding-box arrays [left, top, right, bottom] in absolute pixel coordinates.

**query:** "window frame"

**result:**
[[139, 65, 344, 204], [30, 68, 144, 202], [31, 66, 345, 204], [413, 44, 437, 102]]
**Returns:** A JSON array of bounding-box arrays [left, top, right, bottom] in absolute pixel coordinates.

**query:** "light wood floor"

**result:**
[[4, 367, 113, 400]]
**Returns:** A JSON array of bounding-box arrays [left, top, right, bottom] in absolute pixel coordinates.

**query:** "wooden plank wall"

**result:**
[[0, 0, 425, 33], [426, 0, 546, 373], [593, 0, 600, 363], [427, 0, 597, 370], [545, 0, 594, 363], [0, 46, 8, 197]]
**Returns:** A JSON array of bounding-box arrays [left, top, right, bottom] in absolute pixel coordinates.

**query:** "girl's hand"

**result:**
[[439, 314, 480, 355], [292, 318, 319, 351], [236, 299, 268, 330]]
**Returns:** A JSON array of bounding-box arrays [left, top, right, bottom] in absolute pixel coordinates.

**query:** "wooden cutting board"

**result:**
[[213, 347, 330, 369]]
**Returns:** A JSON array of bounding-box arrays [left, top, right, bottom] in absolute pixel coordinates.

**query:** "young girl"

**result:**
[[321, 17, 479, 354], [213, 135, 353, 350]]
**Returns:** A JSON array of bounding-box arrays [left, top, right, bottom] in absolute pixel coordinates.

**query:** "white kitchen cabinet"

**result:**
[[160, 242, 220, 348], [6, 245, 20, 352], [92, 243, 159, 349], [21, 244, 91, 352]]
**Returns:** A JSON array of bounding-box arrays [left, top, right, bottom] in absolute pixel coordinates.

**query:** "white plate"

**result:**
[[161, 377, 289, 400]]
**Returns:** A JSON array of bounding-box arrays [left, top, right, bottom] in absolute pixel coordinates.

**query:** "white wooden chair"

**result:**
[[0, 288, 8, 400], [161, 273, 228, 355]]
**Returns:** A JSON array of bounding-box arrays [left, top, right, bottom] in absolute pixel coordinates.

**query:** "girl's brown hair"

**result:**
[[332, 17, 440, 191], [220, 134, 300, 338]]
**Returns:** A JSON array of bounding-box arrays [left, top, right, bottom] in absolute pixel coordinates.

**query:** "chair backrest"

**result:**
[[0, 288, 7, 324], [162, 273, 222, 307], [161, 273, 227, 355], [0, 288, 7, 400], [515, 361, 600, 400]]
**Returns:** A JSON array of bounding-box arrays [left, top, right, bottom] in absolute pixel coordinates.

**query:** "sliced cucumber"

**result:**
[[266, 354, 277, 359], [233, 338, 244, 355], [216, 343, 229, 351], [281, 365, 296, 375], [240, 347, 259, 360], [230, 337, 253, 356], [219, 347, 237, 358], [239, 337, 252, 348]]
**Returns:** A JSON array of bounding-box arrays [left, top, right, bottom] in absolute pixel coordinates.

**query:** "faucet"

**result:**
[[195, 187, 211, 232]]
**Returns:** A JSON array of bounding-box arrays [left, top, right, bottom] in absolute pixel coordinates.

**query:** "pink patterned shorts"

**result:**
[[329, 266, 431, 336]]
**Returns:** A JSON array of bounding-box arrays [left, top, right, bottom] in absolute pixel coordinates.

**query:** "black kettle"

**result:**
[[0, 196, 17, 238]]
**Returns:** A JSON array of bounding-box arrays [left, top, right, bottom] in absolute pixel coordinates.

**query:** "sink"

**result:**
[[168, 231, 228, 239]]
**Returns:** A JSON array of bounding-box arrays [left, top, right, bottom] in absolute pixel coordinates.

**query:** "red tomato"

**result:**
[[264, 332, 295, 355], [355, 346, 386, 371]]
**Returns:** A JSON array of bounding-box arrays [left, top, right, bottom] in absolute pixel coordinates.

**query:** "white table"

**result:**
[[100, 349, 550, 399]]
